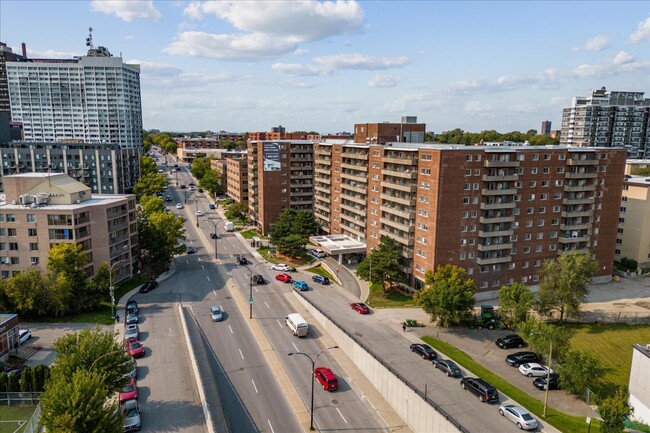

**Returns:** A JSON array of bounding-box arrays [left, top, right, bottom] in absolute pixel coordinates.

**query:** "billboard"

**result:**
[[263, 142, 281, 171]]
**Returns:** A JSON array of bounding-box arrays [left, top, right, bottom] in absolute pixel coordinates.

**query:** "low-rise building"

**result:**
[[629, 344, 650, 424], [0, 313, 19, 359], [616, 176, 650, 271]]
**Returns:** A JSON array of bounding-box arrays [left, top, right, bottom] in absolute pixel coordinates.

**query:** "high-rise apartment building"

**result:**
[[4, 42, 143, 148], [540, 121, 552, 135], [354, 116, 426, 144], [615, 175, 650, 270], [560, 87, 650, 157]]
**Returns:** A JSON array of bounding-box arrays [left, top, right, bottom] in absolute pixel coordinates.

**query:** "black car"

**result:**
[[460, 377, 499, 403], [409, 343, 437, 360], [186, 245, 196, 254], [139, 281, 158, 293], [533, 373, 560, 390], [198, 188, 204, 193], [495, 334, 526, 349], [237, 256, 248, 265], [433, 359, 461, 377], [126, 300, 138, 315], [505, 351, 539, 367], [311, 275, 330, 285], [210, 232, 218, 239], [180, 184, 186, 189], [252, 274, 265, 285]]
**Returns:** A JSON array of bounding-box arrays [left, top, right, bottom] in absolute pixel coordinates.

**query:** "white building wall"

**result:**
[[629, 345, 650, 424]]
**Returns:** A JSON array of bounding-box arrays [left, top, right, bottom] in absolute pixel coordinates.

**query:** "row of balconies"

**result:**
[[341, 182, 367, 194], [565, 171, 597, 179], [478, 229, 514, 238], [340, 202, 366, 216], [484, 160, 519, 168], [382, 168, 417, 180], [560, 222, 592, 231], [558, 236, 590, 244], [476, 255, 512, 265], [382, 156, 417, 166], [482, 188, 517, 196], [341, 162, 368, 172], [480, 201, 516, 210], [381, 204, 415, 220], [562, 197, 595, 206], [341, 171, 368, 182], [342, 151, 367, 160], [564, 184, 596, 193], [380, 227, 414, 247], [380, 216, 413, 232], [383, 179, 417, 193], [342, 193, 366, 206], [380, 192, 416, 207], [477, 242, 513, 252], [314, 192, 330, 203], [479, 215, 516, 224], [567, 158, 598, 166], [313, 201, 330, 214], [482, 174, 518, 182]]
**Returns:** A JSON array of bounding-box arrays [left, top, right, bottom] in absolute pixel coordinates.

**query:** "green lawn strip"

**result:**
[[367, 283, 416, 308], [421, 336, 600, 433], [239, 230, 258, 239], [305, 264, 334, 280], [0, 405, 35, 433]]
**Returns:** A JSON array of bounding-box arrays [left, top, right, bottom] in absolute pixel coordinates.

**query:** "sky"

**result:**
[[1, 1, 649, 135]]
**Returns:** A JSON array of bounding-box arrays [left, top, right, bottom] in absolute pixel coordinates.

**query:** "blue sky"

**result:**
[[1, 1, 649, 135]]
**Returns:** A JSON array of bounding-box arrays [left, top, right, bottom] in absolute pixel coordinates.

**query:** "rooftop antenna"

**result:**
[[86, 27, 94, 50]]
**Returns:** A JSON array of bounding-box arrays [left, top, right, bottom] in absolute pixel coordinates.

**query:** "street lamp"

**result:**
[[187, 198, 199, 227], [205, 218, 224, 260], [109, 259, 132, 320], [530, 332, 553, 417], [242, 262, 267, 319], [90, 349, 124, 371], [288, 346, 339, 431]]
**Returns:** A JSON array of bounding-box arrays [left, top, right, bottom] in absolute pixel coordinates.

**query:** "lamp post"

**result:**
[[242, 262, 267, 319], [288, 346, 339, 431], [187, 198, 199, 227], [205, 218, 224, 260], [531, 332, 553, 417], [109, 259, 131, 320], [90, 349, 124, 371]]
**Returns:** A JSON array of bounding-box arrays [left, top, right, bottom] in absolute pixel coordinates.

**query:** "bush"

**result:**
[[620, 257, 638, 271]]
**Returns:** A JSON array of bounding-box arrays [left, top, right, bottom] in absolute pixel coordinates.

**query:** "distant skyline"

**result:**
[[1, 1, 649, 134]]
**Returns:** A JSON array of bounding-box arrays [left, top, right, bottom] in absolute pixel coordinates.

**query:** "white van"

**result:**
[[285, 313, 309, 337], [225, 222, 234, 232]]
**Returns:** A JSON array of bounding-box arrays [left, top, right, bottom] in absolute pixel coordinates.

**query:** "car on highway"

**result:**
[[311, 275, 330, 285], [126, 300, 138, 315], [195, 210, 203, 216], [211, 306, 224, 322], [126, 312, 139, 325], [176, 203, 184, 209], [460, 377, 499, 403], [186, 245, 196, 254], [139, 281, 158, 293], [236, 255, 248, 265], [125, 339, 145, 358], [180, 184, 186, 189], [119, 377, 138, 404], [498, 404, 537, 430], [533, 373, 560, 390], [518, 363, 554, 377], [210, 232, 218, 239], [198, 188, 204, 193], [506, 351, 539, 367], [164, 195, 173, 202], [293, 281, 309, 291], [350, 303, 370, 314], [271, 263, 296, 272], [495, 334, 525, 349], [314, 367, 339, 391], [122, 399, 142, 432], [433, 359, 461, 377], [209, 203, 216, 209], [276, 273, 292, 283], [189, 182, 195, 187], [410, 343, 437, 360], [252, 274, 265, 285], [124, 324, 139, 341], [18, 329, 32, 345]]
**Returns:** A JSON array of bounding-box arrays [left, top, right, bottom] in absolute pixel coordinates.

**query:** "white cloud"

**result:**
[[613, 51, 634, 65], [573, 34, 610, 52], [131, 60, 183, 77], [368, 74, 404, 88], [271, 63, 330, 76], [26, 48, 83, 59], [313, 53, 410, 70], [629, 17, 650, 43], [344, 40, 353, 47], [124, 35, 135, 41], [90, 0, 161, 22]]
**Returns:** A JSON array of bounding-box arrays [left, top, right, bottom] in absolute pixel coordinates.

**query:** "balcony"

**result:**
[[341, 205, 366, 220], [382, 168, 417, 180], [482, 174, 518, 182], [565, 171, 597, 179], [478, 229, 513, 238], [383, 179, 417, 193], [342, 193, 366, 206], [480, 201, 516, 210], [290, 197, 314, 205], [383, 156, 417, 165], [342, 151, 367, 160], [482, 188, 517, 196], [564, 184, 596, 193], [476, 255, 512, 265], [341, 171, 367, 182], [341, 162, 368, 171], [561, 210, 592, 218], [314, 192, 330, 203], [484, 160, 519, 168], [314, 148, 331, 157], [342, 223, 366, 239], [560, 222, 592, 231], [567, 158, 598, 166], [314, 202, 330, 213], [290, 172, 312, 180], [342, 182, 367, 194], [381, 193, 416, 207], [315, 166, 330, 175], [562, 197, 595, 206], [380, 216, 412, 231], [558, 235, 590, 244], [380, 228, 414, 247], [382, 204, 415, 220], [477, 242, 513, 252], [479, 215, 515, 224], [315, 184, 330, 195]]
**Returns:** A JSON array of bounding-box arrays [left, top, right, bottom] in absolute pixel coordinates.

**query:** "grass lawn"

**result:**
[[239, 230, 258, 239], [306, 264, 334, 280], [0, 405, 36, 433], [367, 283, 417, 308]]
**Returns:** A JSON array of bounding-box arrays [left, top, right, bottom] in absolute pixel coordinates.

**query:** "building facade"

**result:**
[[629, 344, 650, 425], [616, 176, 650, 270], [0, 142, 140, 194], [224, 153, 248, 204], [353, 116, 426, 144], [540, 121, 552, 135], [0, 173, 137, 282], [560, 88, 650, 158]]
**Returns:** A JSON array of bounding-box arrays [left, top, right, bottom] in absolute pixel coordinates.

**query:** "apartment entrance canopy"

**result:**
[[308, 235, 367, 256]]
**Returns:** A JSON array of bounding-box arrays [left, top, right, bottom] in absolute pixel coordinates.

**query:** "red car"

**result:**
[[276, 273, 293, 283], [350, 303, 370, 314], [119, 377, 138, 403], [125, 339, 145, 358], [314, 367, 338, 391]]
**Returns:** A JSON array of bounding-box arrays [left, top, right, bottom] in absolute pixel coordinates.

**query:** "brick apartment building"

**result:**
[[353, 116, 426, 144], [616, 174, 650, 271], [0, 173, 137, 282]]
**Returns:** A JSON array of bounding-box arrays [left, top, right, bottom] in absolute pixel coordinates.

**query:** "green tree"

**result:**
[[535, 252, 599, 322], [140, 195, 166, 215], [558, 350, 604, 396], [138, 209, 186, 273], [356, 236, 402, 286], [631, 167, 650, 176], [225, 202, 248, 223], [47, 243, 92, 315], [39, 369, 123, 433], [7, 371, 19, 392], [414, 264, 476, 327], [190, 157, 212, 180], [2, 268, 53, 317], [20, 367, 32, 392], [0, 371, 7, 393], [515, 317, 572, 363], [269, 209, 321, 254], [199, 168, 224, 196], [133, 173, 168, 198], [599, 387, 632, 433], [139, 155, 158, 177], [498, 283, 534, 327], [274, 233, 307, 258]]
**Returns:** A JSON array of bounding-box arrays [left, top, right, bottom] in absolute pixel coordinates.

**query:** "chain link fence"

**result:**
[[549, 310, 650, 325]]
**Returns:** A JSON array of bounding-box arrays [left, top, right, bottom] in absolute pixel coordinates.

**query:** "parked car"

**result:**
[[122, 358, 138, 380], [498, 404, 537, 430], [350, 303, 370, 314], [119, 377, 138, 404], [506, 351, 540, 367], [271, 263, 295, 272], [189, 186, 195, 191], [433, 359, 461, 377], [125, 339, 145, 358], [124, 324, 139, 341], [180, 184, 186, 189], [138, 281, 158, 293], [216, 197, 229, 202], [188, 182, 195, 187], [126, 300, 138, 315], [409, 343, 437, 360], [186, 245, 196, 254], [293, 281, 309, 291], [176, 203, 184, 209], [533, 373, 560, 390], [198, 188, 204, 193], [18, 329, 32, 345], [122, 399, 142, 432], [164, 195, 173, 202], [210, 232, 218, 239], [460, 377, 499, 403], [236, 255, 248, 265], [252, 274, 265, 285], [276, 273, 292, 283], [209, 203, 216, 210], [495, 334, 525, 349], [314, 367, 339, 391], [311, 275, 330, 285], [310, 249, 327, 259], [210, 306, 224, 322], [126, 312, 139, 325], [519, 363, 554, 377]]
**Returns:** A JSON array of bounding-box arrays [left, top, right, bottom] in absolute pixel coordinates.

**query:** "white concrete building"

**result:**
[[629, 344, 650, 424]]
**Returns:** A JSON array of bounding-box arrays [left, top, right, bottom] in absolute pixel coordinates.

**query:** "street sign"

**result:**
[[249, 297, 254, 303]]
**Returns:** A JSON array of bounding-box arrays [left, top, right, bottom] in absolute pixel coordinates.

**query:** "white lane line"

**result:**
[[277, 319, 283, 328], [336, 408, 348, 424], [228, 325, 234, 334], [212, 287, 216, 296], [206, 276, 210, 282], [254, 287, 259, 293], [292, 342, 299, 352], [251, 379, 259, 394], [264, 301, 270, 309], [239, 349, 244, 360], [202, 265, 205, 270], [267, 420, 275, 433], [186, 260, 189, 264]]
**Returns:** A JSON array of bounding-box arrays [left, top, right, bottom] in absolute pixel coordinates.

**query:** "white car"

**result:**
[[271, 263, 295, 272], [124, 324, 139, 341], [19, 329, 32, 345], [196, 210, 203, 216], [518, 362, 554, 377], [498, 404, 538, 430], [176, 203, 183, 209], [210, 306, 224, 322]]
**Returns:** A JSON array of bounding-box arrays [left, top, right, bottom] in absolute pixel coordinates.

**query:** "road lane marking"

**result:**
[[264, 301, 270, 309], [228, 325, 234, 334], [336, 408, 348, 424], [202, 265, 205, 270], [254, 287, 259, 293], [239, 349, 244, 360], [206, 276, 210, 282], [212, 288, 216, 296], [277, 320, 283, 328], [267, 420, 275, 433], [186, 260, 189, 264], [292, 342, 299, 352], [252, 379, 258, 394]]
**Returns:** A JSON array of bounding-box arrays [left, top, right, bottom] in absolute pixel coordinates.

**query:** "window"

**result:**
[[462, 211, 469, 218], [528, 194, 535, 201], [523, 246, 531, 253], [465, 169, 471, 176], [541, 180, 549, 187], [31, 257, 39, 266], [463, 197, 469, 204], [471, 211, 477, 218], [421, 154, 432, 161], [541, 193, 548, 200], [538, 220, 545, 227], [550, 244, 557, 251], [464, 183, 470, 190], [7, 228, 17, 237], [532, 154, 539, 161], [473, 183, 479, 190], [527, 207, 534, 214], [9, 243, 18, 251], [531, 168, 538, 175], [529, 181, 537, 187], [6, 214, 15, 222], [525, 233, 532, 240], [557, 167, 564, 174], [26, 214, 36, 222], [543, 167, 550, 174], [28, 228, 37, 236], [466, 155, 473, 161], [29, 243, 38, 251], [420, 168, 431, 175], [536, 232, 544, 239], [555, 180, 563, 187], [620, 207, 626, 213], [550, 231, 558, 238], [513, 208, 520, 216], [539, 207, 546, 214]]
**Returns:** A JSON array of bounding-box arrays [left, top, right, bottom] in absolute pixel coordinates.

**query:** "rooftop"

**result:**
[[309, 235, 367, 255]]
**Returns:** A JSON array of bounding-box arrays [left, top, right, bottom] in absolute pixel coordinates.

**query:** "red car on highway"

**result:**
[[314, 367, 339, 391], [276, 273, 293, 283], [119, 377, 138, 403], [350, 303, 370, 314], [125, 339, 145, 358]]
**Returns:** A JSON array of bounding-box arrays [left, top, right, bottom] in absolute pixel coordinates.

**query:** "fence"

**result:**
[[21, 403, 43, 433], [0, 391, 42, 406], [550, 310, 650, 325]]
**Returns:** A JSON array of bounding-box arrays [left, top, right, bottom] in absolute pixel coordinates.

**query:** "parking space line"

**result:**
[[206, 276, 210, 282], [202, 265, 205, 270], [239, 349, 244, 360], [336, 408, 348, 424], [292, 342, 299, 352], [264, 301, 270, 309], [252, 379, 258, 394], [267, 419, 275, 433], [254, 287, 259, 293], [276, 319, 283, 328]]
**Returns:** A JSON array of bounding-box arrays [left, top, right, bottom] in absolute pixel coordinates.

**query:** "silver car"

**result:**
[[124, 324, 139, 341], [210, 306, 224, 322], [123, 399, 141, 431], [498, 404, 537, 430]]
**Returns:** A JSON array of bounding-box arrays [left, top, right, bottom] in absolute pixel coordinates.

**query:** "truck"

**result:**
[[225, 222, 234, 232]]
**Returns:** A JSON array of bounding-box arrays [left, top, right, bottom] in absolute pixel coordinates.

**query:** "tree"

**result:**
[[269, 209, 321, 257], [599, 387, 632, 433], [20, 367, 32, 392], [356, 236, 402, 287], [139, 155, 158, 177], [515, 317, 572, 363], [498, 283, 533, 327], [199, 168, 223, 196], [7, 371, 19, 392], [535, 252, 599, 322], [133, 173, 168, 198], [225, 202, 248, 223], [47, 243, 93, 315], [190, 157, 212, 180], [414, 264, 476, 327], [274, 233, 307, 258], [140, 195, 166, 215], [2, 268, 53, 317], [39, 369, 123, 433], [138, 209, 186, 273], [558, 350, 604, 396], [631, 167, 650, 176]]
